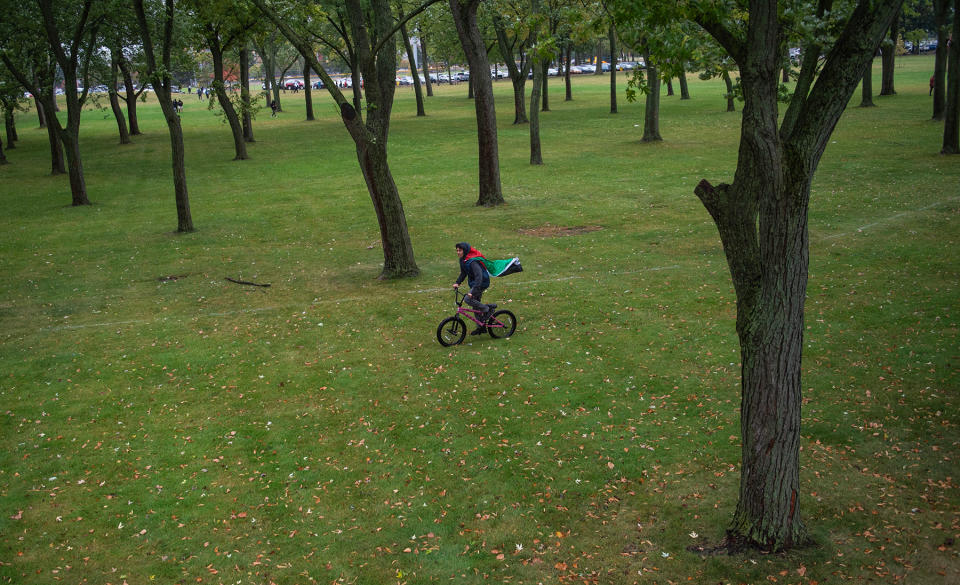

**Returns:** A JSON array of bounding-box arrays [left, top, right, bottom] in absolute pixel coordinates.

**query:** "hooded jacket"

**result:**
[[455, 242, 490, 290]]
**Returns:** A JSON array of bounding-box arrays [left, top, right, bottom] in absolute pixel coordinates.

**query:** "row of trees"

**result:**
[[1, 0, 958, 554]]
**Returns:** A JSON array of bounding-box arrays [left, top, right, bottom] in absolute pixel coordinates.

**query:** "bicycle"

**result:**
[[436, 290, 517, 346]]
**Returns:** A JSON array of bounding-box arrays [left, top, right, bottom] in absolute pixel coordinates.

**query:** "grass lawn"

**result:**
[[0, 55, 957, 584]]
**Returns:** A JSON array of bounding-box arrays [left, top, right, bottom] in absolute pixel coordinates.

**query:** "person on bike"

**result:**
[[453, 242, 495, 335]]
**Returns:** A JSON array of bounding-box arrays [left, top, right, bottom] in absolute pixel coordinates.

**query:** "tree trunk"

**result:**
[[118, 59, 142, 135], [40, 99, 65, 174], [302, 55, 315, 121], [666, 78, 675, 96], [609, 25, 618, 114], [540, 62, 550, 111], [241, 48, 255, 141], [859, 61, 875, 107], [0, 134, 6, 164], [642, 55, 661, 142], [450, 0, 504, 207], [880, 14, 898, 96], [942, 0, 960, 154], [208, 37, 249, 160], [35, 97, 46, 128], [932, 0, 950, 120], [595, 40, 603, 75], [511, 76, 528, 124], [564, 42, 573, 101], [693, 0, 903, 552], [160, 91, 193, 231], [723, 70, 736, 112], [679, 66, 690, 99], [109, 56, 132, 144], [400, 19, 426, 117], [4, 107, 17, 147], [419, 31, 434, 97], [529, 0, 543, 165], [492, 14, 529, 124]]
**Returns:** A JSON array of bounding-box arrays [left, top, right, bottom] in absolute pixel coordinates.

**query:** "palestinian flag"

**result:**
[[482, 257, 523, 277]]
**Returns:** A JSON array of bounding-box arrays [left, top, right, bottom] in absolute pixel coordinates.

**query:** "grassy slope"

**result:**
[[0, 56, 957, 584]]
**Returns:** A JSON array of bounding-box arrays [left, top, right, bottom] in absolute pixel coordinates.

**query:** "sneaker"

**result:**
[[470, 326, 487, 336]]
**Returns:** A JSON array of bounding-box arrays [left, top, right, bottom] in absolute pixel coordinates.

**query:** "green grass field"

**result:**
[[0, 55, 957, 584]]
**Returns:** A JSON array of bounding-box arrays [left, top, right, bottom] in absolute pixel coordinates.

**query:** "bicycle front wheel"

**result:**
[[437, 316, 467, 346], [487, 310, 517, 338]]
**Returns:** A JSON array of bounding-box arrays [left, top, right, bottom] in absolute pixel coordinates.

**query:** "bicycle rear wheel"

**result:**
[[487, 310, 517, 338], [437, 316, 467, 346]]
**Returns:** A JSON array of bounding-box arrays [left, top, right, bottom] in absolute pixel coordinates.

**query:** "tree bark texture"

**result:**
[[880, 13, 898, 96], [449, 0, 504, 206], [642, 55, 661, 142], [942, 0, 960, 154], [860, 61, 875, 107], [694, 0, 903, 551], [529, 0, 543, 165]]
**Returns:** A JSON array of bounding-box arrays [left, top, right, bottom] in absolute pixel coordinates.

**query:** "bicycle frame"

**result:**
[[453, 290, 503, 328]]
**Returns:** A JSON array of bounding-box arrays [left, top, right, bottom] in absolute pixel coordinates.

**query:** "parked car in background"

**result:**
[[313, 80, 324, 89], [283, 79, 304, 90], [579, 63, 596, 73]]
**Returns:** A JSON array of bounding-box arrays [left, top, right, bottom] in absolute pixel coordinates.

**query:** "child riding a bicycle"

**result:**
[[453, 242, 494, 335]]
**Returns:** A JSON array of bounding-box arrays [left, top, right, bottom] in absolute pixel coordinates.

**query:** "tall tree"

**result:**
[[680, 0, 905, 550], [36, 0, 102, 205], [449, 0, 505, 206], [608, 23, 618, 113], [252, 0, 426, 278], [492, 6, 534, 125], [859, 60, 875, 108], [528, 0, 543, 165], [133, 0, 194, 232], [398, 6, 427, 117]]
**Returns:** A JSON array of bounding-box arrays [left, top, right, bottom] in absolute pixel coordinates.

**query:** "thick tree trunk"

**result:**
[[241, 48, 255, 141], [450, 0, 504, 206], [58, 123, 90, 206], [880, 14, 898, 96], [859, 62, 875, 107], [723, 71, 736, 112], [208, 39, 248, 160], [511, 76, 528, 124], [401, 20, 426, 117], [932, 0, 950, 120], [693, 0, 903, 552], [642, 55, 661, 142], [942, 0, 960, 154]]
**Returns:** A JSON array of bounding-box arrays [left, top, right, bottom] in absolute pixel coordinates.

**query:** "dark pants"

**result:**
[[465, 287, 490, 321]]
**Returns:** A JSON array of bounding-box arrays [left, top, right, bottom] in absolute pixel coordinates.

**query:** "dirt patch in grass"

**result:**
[[518, 224, 603, 237]]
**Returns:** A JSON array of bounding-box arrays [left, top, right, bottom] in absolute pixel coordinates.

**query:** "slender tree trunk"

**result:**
[[208, 38, 248, 160], [595, 40, 603, 75], [40, 99, 65, 174], [109, 56, 132, 144], [642, 56, 661, 142], [723, 70, 736, 111], [0, 134, 7, 164], [859, 61, 875, 107], [529, 0, 543, 165], [118, 59, 142, 135], [511, 76, 528, 124], [880, 14, 898, 96], [942, 0, 960, 154], [419, 31, 434, 97], [450, 0, 504, 206], [609, 25, 618, 114], [541, 62, 550, 111], [161, 91, 193, 231], [932, 0, 950, 120], [400, 19, 426, 117], [679, 66, 690, 99], [666, 78, 675, 96], [241, 48, 255, 141], [35, 97, 46, 128], [564, 42, 573, 101], [302, 55, 315, 121]]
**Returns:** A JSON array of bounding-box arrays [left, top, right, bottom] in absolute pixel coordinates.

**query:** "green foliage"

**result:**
[[0, 59, 957, 584]]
